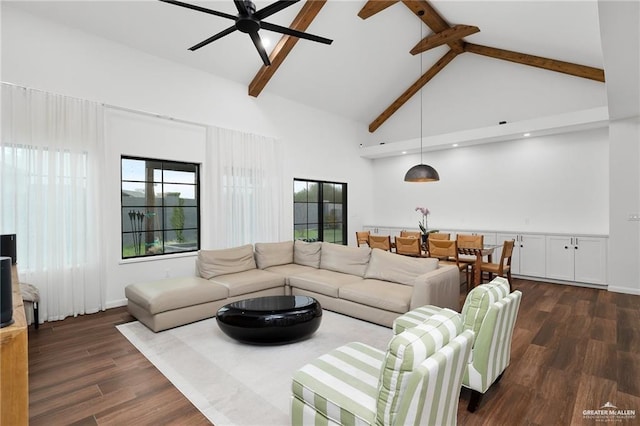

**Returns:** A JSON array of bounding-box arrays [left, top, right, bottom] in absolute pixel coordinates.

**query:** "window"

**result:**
[[294, 179, 347, 244], [121, 156, 200, 259]]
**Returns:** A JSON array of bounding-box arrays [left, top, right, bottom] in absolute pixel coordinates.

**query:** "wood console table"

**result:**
[[0, 264, 29, 425]]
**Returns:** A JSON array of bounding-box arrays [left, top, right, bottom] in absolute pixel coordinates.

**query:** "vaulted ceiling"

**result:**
[[4, 0, 611, 145]]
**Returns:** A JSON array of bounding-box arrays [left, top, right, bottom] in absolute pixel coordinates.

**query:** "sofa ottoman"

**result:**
[[125, 276, 229, 332]]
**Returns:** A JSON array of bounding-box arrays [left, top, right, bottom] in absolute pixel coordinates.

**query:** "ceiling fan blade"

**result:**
[[189, 25, 238, 51], [234, 0, 249, 15], [248, 31, 271, 66], [254, 1, 299, 20], [260, 21, 333, 44], [159, 0, 238, 21]]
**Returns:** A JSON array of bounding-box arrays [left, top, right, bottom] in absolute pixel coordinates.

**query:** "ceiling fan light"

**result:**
[[404, 163, 440, 182]]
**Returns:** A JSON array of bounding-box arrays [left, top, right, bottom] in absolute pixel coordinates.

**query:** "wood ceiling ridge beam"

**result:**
[[358, 0, 399, 19], [368, 49, 459, 133], [465, 43, 605, 83], [248, 0, 328, 98], [410, 25, 480, 54], [401, 0, 465, 53]]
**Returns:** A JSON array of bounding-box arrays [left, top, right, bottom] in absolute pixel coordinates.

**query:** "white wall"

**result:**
[[370, 128, 610, 234], [1, 6, 375, 307], [608, 117, 640, 295], [598, 0, 640, 294]]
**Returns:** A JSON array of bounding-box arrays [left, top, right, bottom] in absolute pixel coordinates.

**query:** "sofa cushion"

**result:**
[[320, 242, 371, 277], [376, 309, 462, 426], [288, 269, 363, 298], [125, 276, 228, 315], [293, 240, 322, 268], [254, 241, 294, 269], [197, 245, 256, 279], [364, 248, 439, 286], [339, 280, 412, 314], [208, 269, 285, 297], [263, 263, 317, 282], [461, 276, 510, 336]]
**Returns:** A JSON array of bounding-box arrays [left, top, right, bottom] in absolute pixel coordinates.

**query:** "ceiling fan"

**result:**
[[159, 0, 333, 66]]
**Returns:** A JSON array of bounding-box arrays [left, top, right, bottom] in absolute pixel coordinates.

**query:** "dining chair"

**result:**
[[428, 239, 470, 285], [457, 234, 484, 269], [394, 236, 424, 257], [368, 235, 392, 251], [400, 230, 422, 239], [428, 232, 450, 240], [480, 239, 515, 290], [355, 231, 370, 247]]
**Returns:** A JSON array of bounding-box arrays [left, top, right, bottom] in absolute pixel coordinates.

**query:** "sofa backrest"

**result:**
[[293, 240, 322, 268], [375, 308, 462, 426], [364, 248, 439, 286], [320, 241, 371, 277], [254, 241, 293, 269], [196, 244, 256, 279]]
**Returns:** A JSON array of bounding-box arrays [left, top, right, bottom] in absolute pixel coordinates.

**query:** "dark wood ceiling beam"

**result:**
[[248, 0, 327, 97], [401, 0, 465, 53], [369, 49, 459, 133], [357, 0, 399, 19], [410, 25, 479, 54], [465, 43, 605, 82]]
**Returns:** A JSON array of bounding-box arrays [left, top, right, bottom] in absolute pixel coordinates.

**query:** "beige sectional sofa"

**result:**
[[125, 240, 460, 332]]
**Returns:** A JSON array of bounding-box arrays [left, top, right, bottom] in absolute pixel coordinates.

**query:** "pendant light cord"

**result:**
[[419, 19, 424, 164]]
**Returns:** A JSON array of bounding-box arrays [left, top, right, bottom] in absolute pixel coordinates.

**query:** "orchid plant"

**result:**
[[415, 206, 430, 234]]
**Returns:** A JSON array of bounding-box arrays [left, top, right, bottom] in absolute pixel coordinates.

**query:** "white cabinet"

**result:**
[[363, 226, 402, 238], [496, 233, 546, 277], [363, 225, 607, 286], [546, 235, 607, 285]]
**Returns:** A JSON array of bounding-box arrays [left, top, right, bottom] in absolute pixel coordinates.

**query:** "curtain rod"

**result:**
[[1, 81, 207, 129], [1, 81, 281, 140]]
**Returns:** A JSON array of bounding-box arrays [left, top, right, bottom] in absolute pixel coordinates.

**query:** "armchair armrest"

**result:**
[[465, 290, 522, 393], [410, 264, 459, 311]]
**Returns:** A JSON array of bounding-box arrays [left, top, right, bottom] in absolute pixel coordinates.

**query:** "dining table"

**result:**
[[458, 244, 499, 288]]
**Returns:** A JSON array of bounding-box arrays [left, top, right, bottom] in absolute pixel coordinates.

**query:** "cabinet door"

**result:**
[[545, 235, 575, 281], [574, 237, 608, 285], [519, 234, 546, 277], [496, 233, 520, 274]]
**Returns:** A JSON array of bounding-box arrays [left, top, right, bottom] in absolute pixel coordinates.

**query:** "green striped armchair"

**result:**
[[291, 309, 474, 425], [393, 277, 522, 412]]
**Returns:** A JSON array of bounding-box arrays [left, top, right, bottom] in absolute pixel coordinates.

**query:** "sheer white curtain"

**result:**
[[206, 127, 282, 247], [1, 83, 105, 323]]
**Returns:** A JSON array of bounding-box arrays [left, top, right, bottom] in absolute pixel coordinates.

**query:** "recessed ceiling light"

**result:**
[[523, 133, 531, 137], [402, 151, 407, 154], [452, 143, 459, 147], [261, 37, 271, 49]]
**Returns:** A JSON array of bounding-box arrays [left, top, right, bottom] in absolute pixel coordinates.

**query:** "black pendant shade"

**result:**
[[404, 163, 440, 182]]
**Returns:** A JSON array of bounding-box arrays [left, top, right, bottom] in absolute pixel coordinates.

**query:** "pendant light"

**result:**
[[404, 13, 440, 183]]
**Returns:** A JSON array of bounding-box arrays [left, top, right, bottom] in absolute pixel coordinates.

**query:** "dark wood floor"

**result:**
[[27, 278, 640, 425]]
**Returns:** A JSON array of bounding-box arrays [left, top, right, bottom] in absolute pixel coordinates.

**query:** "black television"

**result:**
[[0, 234, 17, 264], [0, 256, 13, 328]]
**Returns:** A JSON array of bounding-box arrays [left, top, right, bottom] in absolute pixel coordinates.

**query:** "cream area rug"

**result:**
[[116, 310, 393, 426]]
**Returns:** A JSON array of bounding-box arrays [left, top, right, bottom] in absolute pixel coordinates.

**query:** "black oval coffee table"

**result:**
[[216, 295, 322, 345]]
